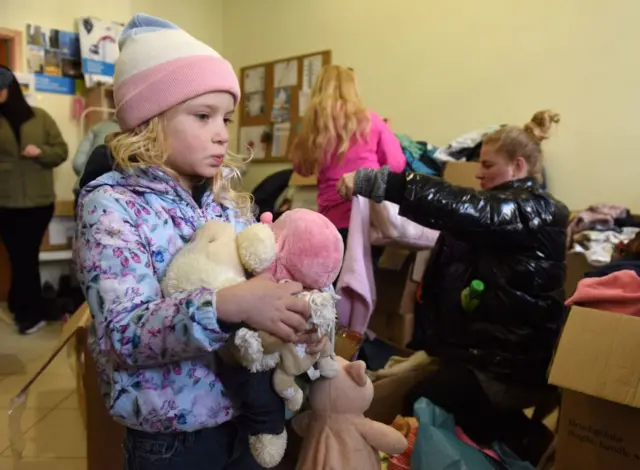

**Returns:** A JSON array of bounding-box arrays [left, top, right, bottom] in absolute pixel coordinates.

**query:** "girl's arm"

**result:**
[[75, 189, 228, 367], [374, 114, 406, 173], [35, 110, 69, 168], [353, 167, 565, 244]]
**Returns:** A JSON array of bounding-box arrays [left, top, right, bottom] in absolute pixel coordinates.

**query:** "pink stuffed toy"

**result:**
[[234, 209, 345, 410]]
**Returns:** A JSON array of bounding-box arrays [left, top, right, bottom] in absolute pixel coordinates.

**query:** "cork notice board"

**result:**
[[238, 50, 331, 163]]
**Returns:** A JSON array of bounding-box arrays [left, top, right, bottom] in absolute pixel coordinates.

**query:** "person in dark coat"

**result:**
[[337, 110, 568, 464]]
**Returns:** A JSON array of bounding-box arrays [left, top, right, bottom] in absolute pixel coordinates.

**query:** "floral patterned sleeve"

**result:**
[[75, 189, 227, 366]]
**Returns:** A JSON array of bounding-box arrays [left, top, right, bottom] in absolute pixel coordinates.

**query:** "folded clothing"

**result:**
[[566, 269, 640, 316]]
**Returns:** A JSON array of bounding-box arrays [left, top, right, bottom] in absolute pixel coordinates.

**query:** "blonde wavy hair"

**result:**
[[483, 109, 560, 180], [292, 65, 370, 175], [107, 116, 254, 222]]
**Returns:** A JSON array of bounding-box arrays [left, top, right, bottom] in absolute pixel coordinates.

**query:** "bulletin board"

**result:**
[[238, 50, 332, 163]]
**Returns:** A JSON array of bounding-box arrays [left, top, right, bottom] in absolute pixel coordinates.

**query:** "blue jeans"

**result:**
[[124, 421, 263, 470]]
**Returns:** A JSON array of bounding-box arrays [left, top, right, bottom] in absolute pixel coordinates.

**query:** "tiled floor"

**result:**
[[0, 304, 86, 470]]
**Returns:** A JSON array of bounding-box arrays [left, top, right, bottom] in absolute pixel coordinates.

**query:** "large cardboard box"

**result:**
[[443, 161, 481, 189], [548, 306, 640, 470]]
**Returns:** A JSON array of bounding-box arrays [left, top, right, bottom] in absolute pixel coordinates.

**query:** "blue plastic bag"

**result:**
[[410, 398, 535, 470]]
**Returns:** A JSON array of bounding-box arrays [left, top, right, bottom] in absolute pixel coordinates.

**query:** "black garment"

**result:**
[[252, 169, 293, 218], [216, 358, 286, 442], [124, 420, 262, 470], [78, 144, 115, 190], [0, 204, 54, 329], [403, 362, 553, 465], [383, 173, 569, 387], [0, 66, 35, 146]]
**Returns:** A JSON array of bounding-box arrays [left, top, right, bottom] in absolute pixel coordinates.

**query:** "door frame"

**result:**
[[0, 28, 23, 71]]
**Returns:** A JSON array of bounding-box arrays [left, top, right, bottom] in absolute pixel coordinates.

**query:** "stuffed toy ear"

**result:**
[[344, 360, 368, 388], [260, 212, 274, 225], [237, 223, 277, 274]]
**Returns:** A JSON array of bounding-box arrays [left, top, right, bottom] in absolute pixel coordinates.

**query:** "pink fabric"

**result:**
[[336, 197, 375, 332], [369, 201, 439, 249], [566, 270, 640, 316], [454, 427, 501, 462], [336, 197, 439, 332], [115, 55, 240, 130], [314, 111, 406, 229]]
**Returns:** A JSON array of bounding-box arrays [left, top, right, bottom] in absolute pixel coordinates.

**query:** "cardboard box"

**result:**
[[15, 304, 125, 470], [365, 347, 436, 425], [548, 306, 640, 470], [443, 161, 481, 189]]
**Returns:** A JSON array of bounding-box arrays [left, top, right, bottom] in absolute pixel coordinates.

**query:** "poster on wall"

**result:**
[[271, 123, 291, 157], [302, 54, 323, 91], [13, 72, 36, 106], [271, 87, 291, 123], [77, 17, 124, 87], [25, 24, 82, 95]]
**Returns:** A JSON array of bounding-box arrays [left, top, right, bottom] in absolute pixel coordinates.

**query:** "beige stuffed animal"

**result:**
[[292, 356, 408, 470]]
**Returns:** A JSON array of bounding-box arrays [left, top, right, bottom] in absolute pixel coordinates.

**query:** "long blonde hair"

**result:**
[[107, 117, 254, 222], [292, 65, 370, 174], [483, 109, 560, 180]]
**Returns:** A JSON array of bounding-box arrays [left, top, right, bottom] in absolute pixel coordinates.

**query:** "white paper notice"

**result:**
[[274, 60, 298, 88], [271, 123, 291, 157], [243, 67, 265, 93], [302, 54, 323, 90], [298, 89, 311, 117]]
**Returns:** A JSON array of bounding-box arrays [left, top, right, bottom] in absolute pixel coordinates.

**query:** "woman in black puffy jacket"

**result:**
[[338, 110, 569, 463]]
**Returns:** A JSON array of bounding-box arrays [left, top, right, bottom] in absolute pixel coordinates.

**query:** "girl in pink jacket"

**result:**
[[291, 65, 406, 248]]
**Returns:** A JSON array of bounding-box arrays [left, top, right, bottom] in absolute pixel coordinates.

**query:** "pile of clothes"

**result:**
[[394, 127, 495, 177], [566, 231, 640, 316], [567, 204, 640, 266], [369, 352, 537, 470], [379, 401, 535, 470]]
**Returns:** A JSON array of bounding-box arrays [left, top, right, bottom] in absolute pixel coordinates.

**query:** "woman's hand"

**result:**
[[22, 145, 42, 158], [337, 172, 356, 200], [216, 274, 310, 342]]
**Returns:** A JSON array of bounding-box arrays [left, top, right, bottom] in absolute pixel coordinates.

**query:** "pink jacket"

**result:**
[[566, 270, 640, 316], [336, 196, 439, 333], [315, 111, 406, 229]]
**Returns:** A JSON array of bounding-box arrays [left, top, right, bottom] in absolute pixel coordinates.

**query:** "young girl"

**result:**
[[75, 14, 321, 470], [291, 65, 406, 246]]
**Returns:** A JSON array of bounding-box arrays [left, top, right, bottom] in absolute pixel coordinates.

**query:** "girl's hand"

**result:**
[[337, 172, 356, 200], [297, 328, 327, 354], [217, 274, 310, 342], [22, 144, 42, 158]]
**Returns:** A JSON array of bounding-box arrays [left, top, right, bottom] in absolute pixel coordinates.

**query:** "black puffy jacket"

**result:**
[[385, 174, 570, 387]]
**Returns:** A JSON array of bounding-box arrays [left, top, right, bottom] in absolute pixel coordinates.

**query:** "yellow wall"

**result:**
[[223, 0, 640, 210], [5, 1, 638, 209], [0, 0, 223, 202]]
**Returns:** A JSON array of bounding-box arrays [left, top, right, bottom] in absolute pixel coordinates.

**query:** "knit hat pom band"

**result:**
[[114, 14, 240, 130]]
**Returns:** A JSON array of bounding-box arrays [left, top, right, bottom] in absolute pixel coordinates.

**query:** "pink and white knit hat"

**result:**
[[113, 13, 240, 130]]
